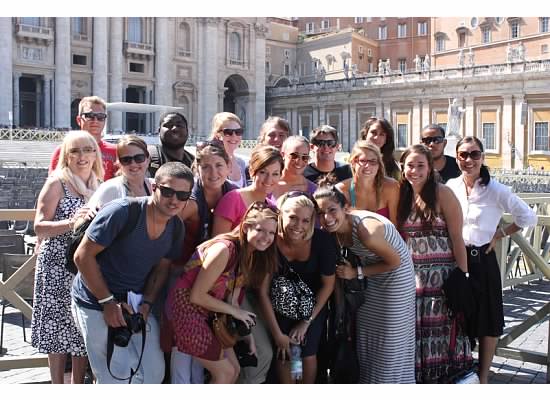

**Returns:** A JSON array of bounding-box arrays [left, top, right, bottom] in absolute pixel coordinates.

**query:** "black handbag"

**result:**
[[270, 260, 316, 321], [339, 247, 367, 314]]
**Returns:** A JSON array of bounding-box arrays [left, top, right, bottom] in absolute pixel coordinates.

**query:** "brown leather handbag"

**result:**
[[211, 313, 239, 349]]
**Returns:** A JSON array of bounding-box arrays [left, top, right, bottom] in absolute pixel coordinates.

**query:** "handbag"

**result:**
[[270, 260, 316, 321], [211, 313, 239, 349], [339, 247, 367, 314]]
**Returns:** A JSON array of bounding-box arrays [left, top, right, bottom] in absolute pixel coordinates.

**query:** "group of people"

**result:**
[[30, 96, 537, 384]]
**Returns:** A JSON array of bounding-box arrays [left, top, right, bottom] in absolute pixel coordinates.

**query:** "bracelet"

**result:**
[[97, 294, 115, 304]]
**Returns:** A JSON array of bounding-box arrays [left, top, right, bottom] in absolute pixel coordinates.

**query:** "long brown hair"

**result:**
[[397, 144, 438, 230], [349, 141, 385, 209], [198, 202, 279, 289], [360, 117, 399, 178]]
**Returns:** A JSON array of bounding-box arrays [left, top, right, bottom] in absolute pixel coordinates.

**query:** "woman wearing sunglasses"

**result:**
[[336, 141, 399, 225], [209, 112, 248, 188], [271, 136, 317, 199], [166, 202, 279, 383], [258, 192, 336, 383], [87, 135, 152, 211], [446, 136, 537, 384], [360, 117, 401, 181]]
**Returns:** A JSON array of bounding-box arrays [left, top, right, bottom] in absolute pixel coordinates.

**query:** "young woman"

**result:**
[[258, 192, 336, 384], [447, 136, 537, 384], [271, 136, 317, 199], [87, 134, 152, 211], [32, 130, 103, 383], [360, 117, 401, 181], [209, 112, 248, 188], [336, 141, 399, 225], [165, 202, 280, 383], [313, 184, 416, 383], [212, 145, 283, 235], [397, 144, 472, 383], [257, 116, 291, 150]]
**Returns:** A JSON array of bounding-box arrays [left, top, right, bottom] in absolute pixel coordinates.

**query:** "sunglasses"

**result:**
[[312, 139, 337, 148], [282, 190, 319, 210], [355, 158, 379, 167], [220, 128, 243, 137], [457, 150, 483, 161], [250, 201, 280, 214], [156, 185, 191, 201], [68, 146, 96, 155], [421, 136, 445, 145], [196, 139, 225, 151], [119, 154, 147, 166], [80, 112, 107, 122], [288, 152, 310, 162]]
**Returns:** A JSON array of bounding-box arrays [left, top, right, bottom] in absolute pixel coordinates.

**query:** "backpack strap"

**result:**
[[114, 199, 142, 243], [147, 144, 163, 178]]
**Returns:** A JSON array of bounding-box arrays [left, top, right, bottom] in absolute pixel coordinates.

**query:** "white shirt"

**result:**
[[87, 176, 153, 211], [446, 176, 537, 246]]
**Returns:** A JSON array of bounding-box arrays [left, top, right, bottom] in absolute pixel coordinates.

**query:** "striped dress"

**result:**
[[349, 211, 416, 384]]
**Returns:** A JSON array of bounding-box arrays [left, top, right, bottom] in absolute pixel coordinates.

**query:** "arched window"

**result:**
[[128, 17, 143, 43], [178, 22, 191, 56], [229, 32, 241, 62]]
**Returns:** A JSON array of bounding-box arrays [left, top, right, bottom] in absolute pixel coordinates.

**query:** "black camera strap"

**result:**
[[106, 317, 147, 383]]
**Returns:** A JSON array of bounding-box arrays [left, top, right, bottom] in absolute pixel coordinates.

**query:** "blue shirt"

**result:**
[[72, 197, 183, 310]]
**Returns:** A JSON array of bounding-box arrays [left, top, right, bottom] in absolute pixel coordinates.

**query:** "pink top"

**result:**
[[376, 207, 390, 219], [214, 190, 248, 230]]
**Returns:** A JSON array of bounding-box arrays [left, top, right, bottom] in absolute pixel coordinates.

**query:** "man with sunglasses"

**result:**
[[49, 96, 118, 181], [304, 125, 352, 184], [147, 112, 195, 178], [420, 124, 461, 183], [71, 162, 193, 383]]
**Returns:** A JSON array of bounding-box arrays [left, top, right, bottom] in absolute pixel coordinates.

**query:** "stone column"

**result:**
[[319, 106, 326, 125], [154, 17, 172, 124], [93, 18, 109, 100], [291, 108, 298, 135], [513, 96, 526, 169], [464, 97, 474, 137], [383, 103, 391, 122], [312, 107, 319, 129], [375, 101, 383, 118], [348, 102, 357, 151], [412, 100, 422, 142], [0, 18, 13, 126], [502, 95, 514, 169], [13, 73, 21, 127], [421, 100, 430, 130], [342, 104, 350, 152], [253, 21, 268, 139], [54, 18, 71, 128], [43, 74, 51, 128], [197, 18, 219, 135], [109, 17, 123, 133]]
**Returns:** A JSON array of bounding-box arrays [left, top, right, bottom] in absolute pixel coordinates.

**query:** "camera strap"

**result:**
[[106, 318, 147, 383]]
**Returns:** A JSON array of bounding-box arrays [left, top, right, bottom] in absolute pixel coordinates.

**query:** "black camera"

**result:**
[[111, 309, 145, 347], [231, 317, 254, 337], [234, 340, 258, 368]]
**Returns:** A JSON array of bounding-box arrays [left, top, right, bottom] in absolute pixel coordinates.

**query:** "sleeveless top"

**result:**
[[349, 179, 390, 218]]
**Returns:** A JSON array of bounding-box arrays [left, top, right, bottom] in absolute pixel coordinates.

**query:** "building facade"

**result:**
[[0, 17, 268, 138]]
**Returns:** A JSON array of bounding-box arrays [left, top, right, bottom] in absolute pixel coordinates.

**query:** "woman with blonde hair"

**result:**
[[209, 112, 248, 188], [336, 140, 399, 225], [31, 130, 103, 383], [166, 202, 280, 383]]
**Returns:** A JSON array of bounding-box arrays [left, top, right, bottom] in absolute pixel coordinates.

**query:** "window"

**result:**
[[265, 61, 271, 74], [534, 122, 549, 151], [354, 17, 364, 24], [368, 48, 372, 56], [542, 44, 549, 54], [129, 62, 144, 73], [178, 21, 191, 57], [72, 54, 87, 66], [510, 20, 520, 38], [20, 17, 40, 26], [321, 20, 330, 30], [398, 23, 407, 38], [482, 123, 496, 150], [283, 49, 291, 59], [299, 63, 305, 76], [398, 58, 406, 73], [71, 17, 87, 38], [306, 22, 314, 34], [284, 63, 290, 76], [378, 25, 387, 40], [540, 17, 549, 33], [418, 21, 427, 36], [397, 124, 408, 148], [229, 32, 241, 62], [436, 36, 445, 52], [481, 27, 491, 44], [459, 32, 466, 48], [128, 17, 143, 42]]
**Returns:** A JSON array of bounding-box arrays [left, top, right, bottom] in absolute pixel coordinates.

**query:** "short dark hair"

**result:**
[[154, 161, 194, 188], [158, 112, 188, 130], [422, 124, 446, 137]]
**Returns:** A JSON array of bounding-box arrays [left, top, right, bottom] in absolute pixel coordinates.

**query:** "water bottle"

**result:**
[[289, 343, 303, 382]]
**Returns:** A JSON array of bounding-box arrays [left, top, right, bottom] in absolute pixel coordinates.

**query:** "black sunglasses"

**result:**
[[288, 152, 310, 162], [156, 185, 191, 201], [312, 138, 337, 148], [80, 112, 107, 122], [220, 128, 243, 137], [196, 139, 225, 151], [421, 136, 445, 145], [457, 150, 483, 161], [119, 154, 147, 166], [250, 201, 280, 215]]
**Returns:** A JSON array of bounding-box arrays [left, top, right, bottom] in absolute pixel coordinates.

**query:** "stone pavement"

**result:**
[[0, 279, 548, 384]]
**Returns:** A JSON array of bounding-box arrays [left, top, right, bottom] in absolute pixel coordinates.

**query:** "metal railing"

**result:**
[[0, 128, 66, 142]]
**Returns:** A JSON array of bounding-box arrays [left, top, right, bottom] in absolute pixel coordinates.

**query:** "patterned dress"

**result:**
[[400, 214, 473, 383], [348, 211, 416, 384], [31, 181, 87, 356]]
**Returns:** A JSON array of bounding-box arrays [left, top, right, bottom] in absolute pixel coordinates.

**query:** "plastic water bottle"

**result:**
[[289, 343, 303, 382]]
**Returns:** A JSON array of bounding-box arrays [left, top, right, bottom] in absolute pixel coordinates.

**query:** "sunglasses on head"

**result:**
[[220, 128, 243, 137], [457, 150, 483, 161], [80, 112, 107, 122], [312, 138, 337, 148], [421, 136, 445, 145], [119, 153, 147, 166], [250, 201, 280, 214], [282, 190, 319, 210], [156, 184, 191, 201], [69, 146, 96, 155], [288, 152, 310, 162], [196, 139, 225, 151]]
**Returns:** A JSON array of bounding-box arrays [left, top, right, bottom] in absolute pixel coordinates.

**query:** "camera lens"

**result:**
[[112, 327, 132, 347]]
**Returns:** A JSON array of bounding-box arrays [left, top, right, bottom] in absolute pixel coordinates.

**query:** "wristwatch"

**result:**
[[304, 315, 314, 324]]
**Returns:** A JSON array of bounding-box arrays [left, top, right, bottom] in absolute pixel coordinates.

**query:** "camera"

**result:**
[[231, 316, 254, 337], [111, 309, 145, 347], [234, 340, 258, 368]]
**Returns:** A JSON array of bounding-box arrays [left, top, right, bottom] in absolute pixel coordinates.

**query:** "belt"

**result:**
[[466, 243, 490, 257]]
